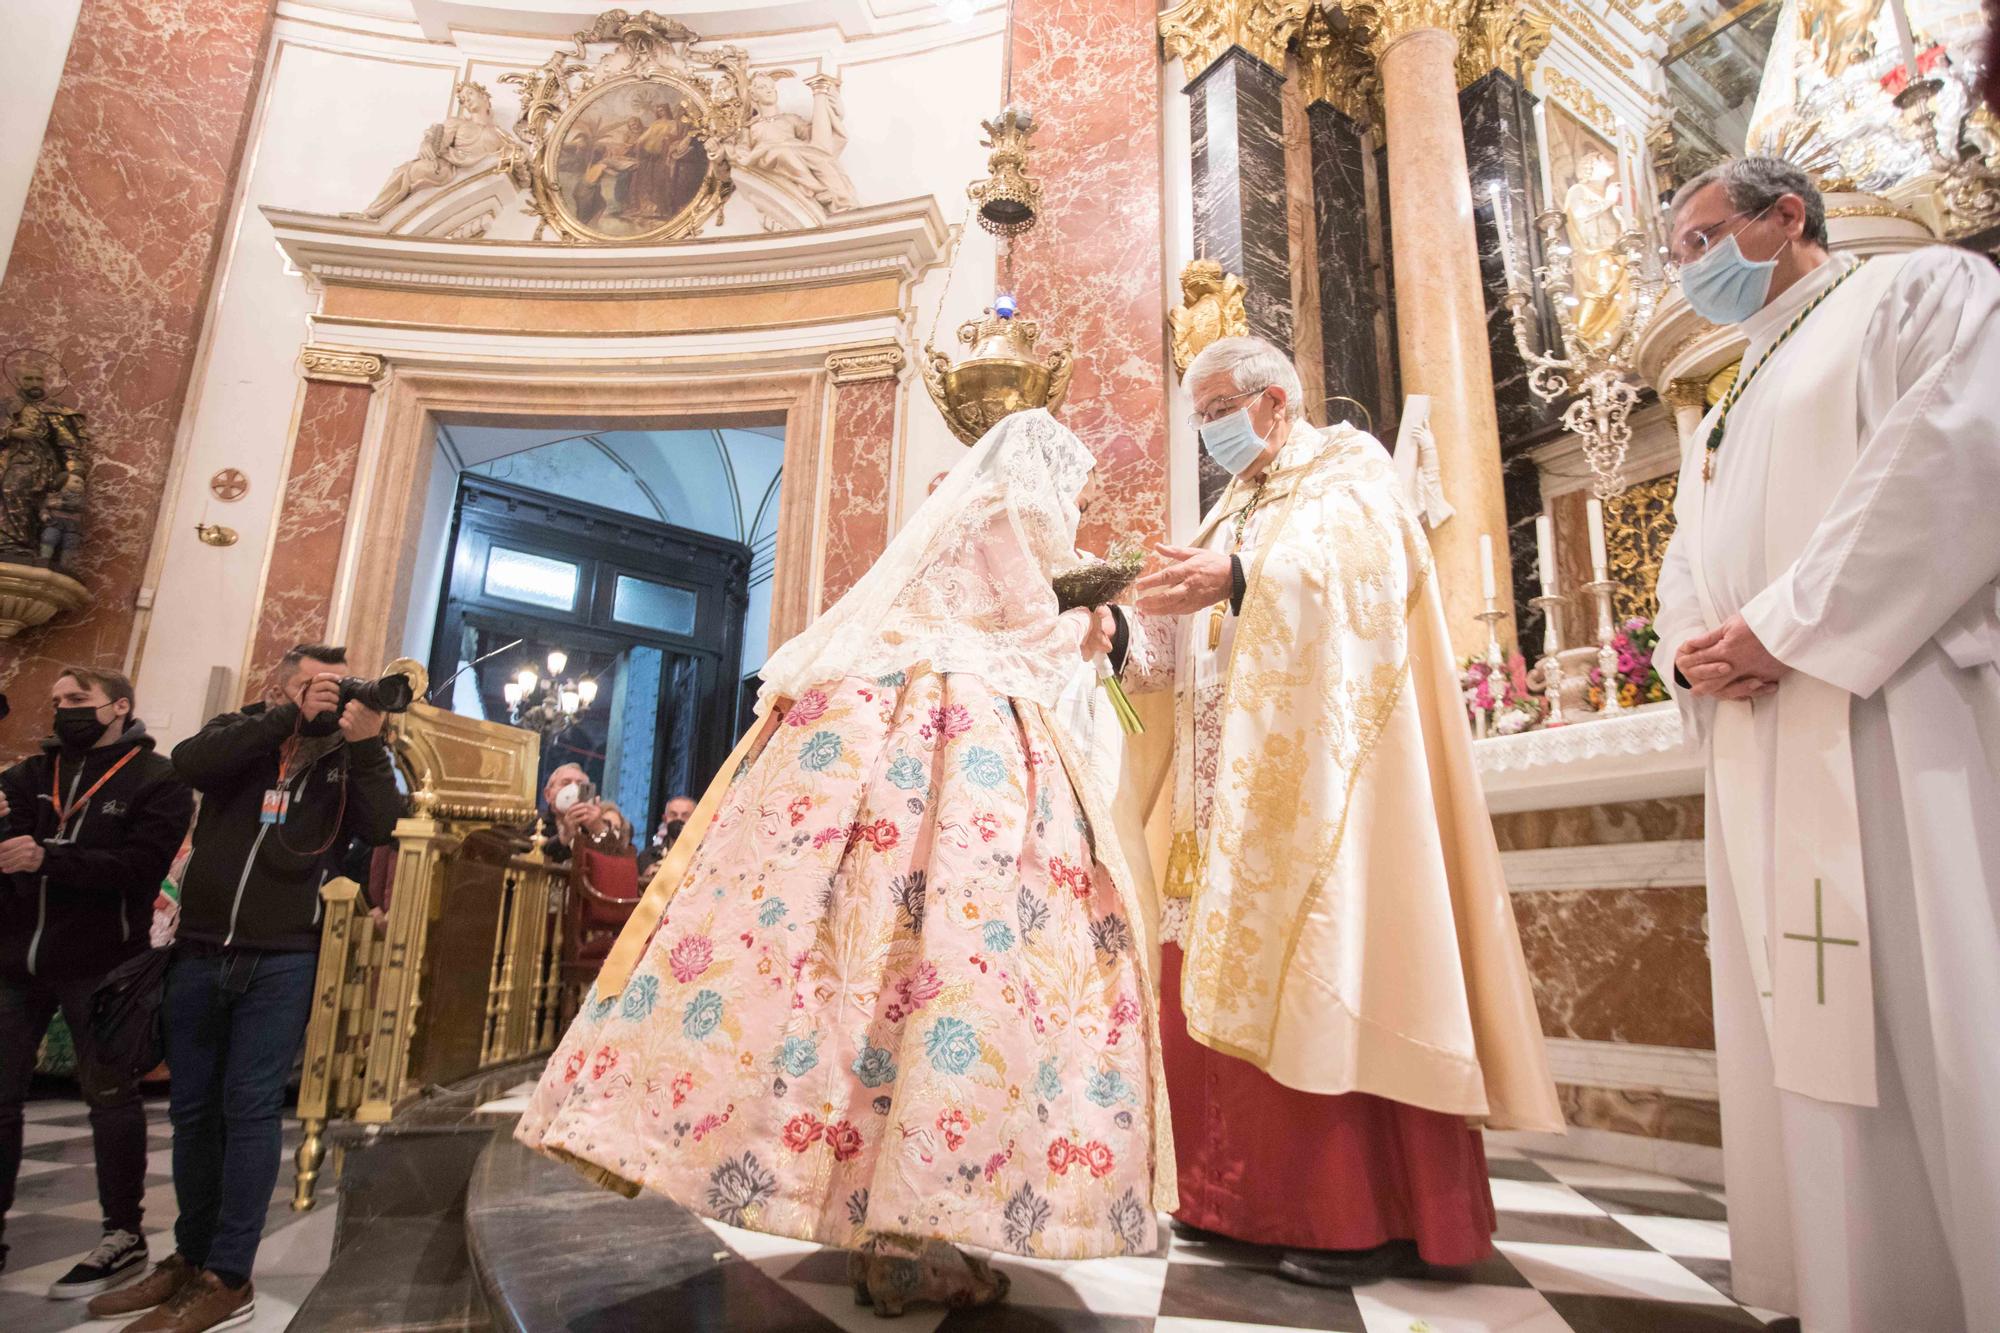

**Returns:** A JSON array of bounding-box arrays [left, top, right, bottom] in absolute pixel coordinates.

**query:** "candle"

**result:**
[[1536, 514, 1557, 594], [1490, 182, 1520, 290], [1888, 0, 1920, 84], [1479, 533, 1498, 602], [1586, 498, 1609, 582]]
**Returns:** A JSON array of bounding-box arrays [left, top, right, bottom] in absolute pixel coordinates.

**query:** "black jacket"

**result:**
[[172, 702, 403, 952], [0, 721, 194, 982]]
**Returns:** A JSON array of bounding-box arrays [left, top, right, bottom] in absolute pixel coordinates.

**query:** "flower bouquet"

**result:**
[[1587, 617, 1671, 712], [1054, 547, 1146, 734], [1461, 652, 1547, 738]]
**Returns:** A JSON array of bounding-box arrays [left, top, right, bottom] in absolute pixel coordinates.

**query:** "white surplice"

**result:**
[[1655, 246, 2000, 1333]]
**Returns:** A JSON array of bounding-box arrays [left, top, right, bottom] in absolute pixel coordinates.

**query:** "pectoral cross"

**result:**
[[1782, 878, 1860, 1005]]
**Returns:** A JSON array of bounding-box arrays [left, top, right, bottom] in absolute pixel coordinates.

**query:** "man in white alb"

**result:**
[[1655, 156, 2000, 1332]]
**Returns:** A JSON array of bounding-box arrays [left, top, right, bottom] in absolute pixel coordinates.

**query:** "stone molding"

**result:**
[[1543, 1037, 1719, 1102], [1499, 840, 1707, 893], [298, 347, 385, 385], [824, 344, 906, 384]]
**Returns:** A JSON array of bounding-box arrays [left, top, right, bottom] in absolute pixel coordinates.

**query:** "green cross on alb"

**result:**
[[1782, 878, 1860, 1005]]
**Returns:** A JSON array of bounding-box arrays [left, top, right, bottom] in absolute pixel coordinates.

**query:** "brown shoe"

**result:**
[[120, 1271, 254, 1332], [86, 1253, 197, 1320]]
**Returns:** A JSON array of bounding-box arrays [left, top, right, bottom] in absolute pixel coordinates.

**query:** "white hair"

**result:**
[[1185, 335, 1307, 422]]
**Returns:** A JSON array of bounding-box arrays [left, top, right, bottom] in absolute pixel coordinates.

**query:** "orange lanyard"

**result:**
[[51, 748, 140, 824]]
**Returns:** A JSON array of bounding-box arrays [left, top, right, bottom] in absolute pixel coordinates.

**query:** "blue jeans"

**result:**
[[163, 946, 316, 1279]]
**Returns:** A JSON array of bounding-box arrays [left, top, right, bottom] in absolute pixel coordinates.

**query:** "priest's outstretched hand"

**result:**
[[1677, 613, 1786, 700], [1134, 542, 1233, 616]]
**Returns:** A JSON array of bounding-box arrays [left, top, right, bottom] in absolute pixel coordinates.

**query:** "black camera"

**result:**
[[338, 672, 414, 714]]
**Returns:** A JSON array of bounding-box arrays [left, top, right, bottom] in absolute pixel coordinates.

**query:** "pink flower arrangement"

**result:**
[[1460, 653, 1547, 736], [1588, 616, 1671, 711]]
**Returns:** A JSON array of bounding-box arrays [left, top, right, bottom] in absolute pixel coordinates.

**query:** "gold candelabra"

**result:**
[[1893, 77, 2000, 240], [1491, 183, 1665, 502]]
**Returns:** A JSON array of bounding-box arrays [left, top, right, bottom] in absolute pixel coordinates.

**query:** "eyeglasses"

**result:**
[[1665, 205, 1772, 277], [1186, 386, 1261, 432]]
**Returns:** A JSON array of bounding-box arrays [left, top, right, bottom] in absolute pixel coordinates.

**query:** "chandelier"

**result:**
[[503, 649, 598, 736], [1491, 182, 1666, 500]]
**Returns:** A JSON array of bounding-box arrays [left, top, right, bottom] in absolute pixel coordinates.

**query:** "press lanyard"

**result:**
[[51, 749, 140, 825]]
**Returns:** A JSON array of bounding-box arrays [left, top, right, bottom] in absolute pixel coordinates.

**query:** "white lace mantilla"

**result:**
[[1473, 701, 1688, 773]]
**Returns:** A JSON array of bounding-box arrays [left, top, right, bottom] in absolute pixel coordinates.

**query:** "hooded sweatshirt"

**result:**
[[0, 721, 194, 982]]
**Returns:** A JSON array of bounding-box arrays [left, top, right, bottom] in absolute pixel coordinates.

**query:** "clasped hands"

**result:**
[[1675, 614, 1788, 701]]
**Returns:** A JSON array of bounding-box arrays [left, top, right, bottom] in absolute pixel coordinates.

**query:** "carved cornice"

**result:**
[[1543, 68, 1620, 137], [298, 347, 385, 385], [1296, 3, 1380, 124], [1455, 2, 1552, 87], [825, 344, 906, 384], [1159, 0, 1311, 78]]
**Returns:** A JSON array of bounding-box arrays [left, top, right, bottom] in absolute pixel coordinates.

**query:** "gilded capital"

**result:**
[[1296, 3, 1381, 124], [1355, 0, 1479, 53], [1159, 0, 1311, 79], [298, 347, 385, 385], [825, 345, 906, 385], [1455, 1, 1552, 87], [1662, 377, 1709, 411]]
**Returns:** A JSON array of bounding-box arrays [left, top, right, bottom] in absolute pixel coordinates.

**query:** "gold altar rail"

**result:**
[[292, 677, 562, 1210]]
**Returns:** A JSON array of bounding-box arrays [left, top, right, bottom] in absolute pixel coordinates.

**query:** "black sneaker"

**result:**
[[47, 1229, 147, 1300]]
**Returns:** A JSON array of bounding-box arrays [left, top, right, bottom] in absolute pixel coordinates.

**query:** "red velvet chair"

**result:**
[[562, 844, 642, 988]]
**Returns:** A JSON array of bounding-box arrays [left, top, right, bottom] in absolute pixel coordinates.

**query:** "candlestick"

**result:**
[[1584, 577, 1624, 715], [1585, 497, 1609, 582], [1490, 182, 1520, 291], [1888, 0, 1920, 84], [1479, 533, 1498, 602], [1530, 593, 1569, 727], [1535, 513, 1556, 595], [1476, 600, 1509, 672]]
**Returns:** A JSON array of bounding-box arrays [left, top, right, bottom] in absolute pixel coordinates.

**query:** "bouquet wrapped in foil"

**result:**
[[1052, 547, 1146, 734]]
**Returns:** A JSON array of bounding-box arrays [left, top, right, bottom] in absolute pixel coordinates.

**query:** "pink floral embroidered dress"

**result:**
[[515, 411, 1172, 1266]]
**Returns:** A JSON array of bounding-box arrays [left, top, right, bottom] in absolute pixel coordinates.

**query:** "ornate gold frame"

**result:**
[[530, 69, 733, 245]]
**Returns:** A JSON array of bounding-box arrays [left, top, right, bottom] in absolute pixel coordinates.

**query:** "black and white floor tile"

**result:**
[[0, 1094, 334, 1333], [692, 1144, 1789, 1333]]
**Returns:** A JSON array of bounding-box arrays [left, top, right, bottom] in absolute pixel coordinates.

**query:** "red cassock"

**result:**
[[1160, 945, 1497, 1266]]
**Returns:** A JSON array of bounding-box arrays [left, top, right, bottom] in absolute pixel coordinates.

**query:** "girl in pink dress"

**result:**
[[515, 409, 1173, 1314]]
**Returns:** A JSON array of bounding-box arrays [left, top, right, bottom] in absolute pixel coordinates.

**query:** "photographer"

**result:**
[[0, 668, 191, 1297], [89, 645, 400, 1330], [538, 764, 629, 863]]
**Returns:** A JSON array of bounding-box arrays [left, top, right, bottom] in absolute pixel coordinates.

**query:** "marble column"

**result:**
[[1664, 377, 1710, 449], [1376, 19, 1514, 654], [0, 0, 276, 757], [1306, 100, 1382, 433], [819, 347, 903, 612], [246, 350, 380, 694], [1173, 34, 1295, 514], [1460, 68, 1555, 448], [1369, 142, 1404, 434], [1013, 0, 1169, 554]]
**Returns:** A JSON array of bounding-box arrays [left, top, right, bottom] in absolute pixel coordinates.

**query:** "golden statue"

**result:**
[[1799, 0, 1887, 78], [1561, 152, 1635, 351], [1168, 258, 1248, 376]]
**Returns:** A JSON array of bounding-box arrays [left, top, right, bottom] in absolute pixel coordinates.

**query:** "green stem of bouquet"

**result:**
[[1100, 675, 1144, 735]]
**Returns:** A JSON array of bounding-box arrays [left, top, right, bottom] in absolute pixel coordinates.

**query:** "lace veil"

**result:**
[[759, 408, 1095, 710]]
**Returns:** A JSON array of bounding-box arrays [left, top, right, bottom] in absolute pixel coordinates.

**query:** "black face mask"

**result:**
[[665, 819, 687, 843], [53, 705, 113, 750]]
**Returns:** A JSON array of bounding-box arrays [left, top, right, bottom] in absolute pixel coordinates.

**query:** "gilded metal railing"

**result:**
[[291, 663, 554, 1210]]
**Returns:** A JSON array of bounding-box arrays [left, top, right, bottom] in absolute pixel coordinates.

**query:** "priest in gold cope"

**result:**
[[1108, 336, 1559, 1284]]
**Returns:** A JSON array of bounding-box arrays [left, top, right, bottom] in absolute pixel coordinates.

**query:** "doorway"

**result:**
[[428, 473, 751, 836]]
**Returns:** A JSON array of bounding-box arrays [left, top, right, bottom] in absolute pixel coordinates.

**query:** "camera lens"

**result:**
[[338, 672, 415, 714]]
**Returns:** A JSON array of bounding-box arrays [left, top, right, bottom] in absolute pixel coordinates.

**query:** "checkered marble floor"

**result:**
[[695, 1144, 1792, 1333], [0, 1093, 335, 1333]]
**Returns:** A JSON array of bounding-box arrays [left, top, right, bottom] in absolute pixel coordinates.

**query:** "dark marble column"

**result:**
[[1307, 100, 1380, 436], [1370, 142, 1403, 438], [1188, 47, 1292, 511], [1460, 68, 1556, 451]]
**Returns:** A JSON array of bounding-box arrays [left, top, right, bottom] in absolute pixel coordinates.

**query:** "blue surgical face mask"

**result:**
[[1678, 217, 1789, 325], [1198, 407, 1271, 477]]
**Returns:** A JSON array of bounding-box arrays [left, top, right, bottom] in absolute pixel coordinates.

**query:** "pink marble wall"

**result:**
[[1009, 0, 1169, 555], [245, 379, 371, 695], [819, 377, 897, 611], [0, 0, 275, 759]]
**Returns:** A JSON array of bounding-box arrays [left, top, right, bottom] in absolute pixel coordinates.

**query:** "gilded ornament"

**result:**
[[194, 523, 239, 548], [825, 346, 906, 384], [0, 561, 90, 639], [1704, 360, 1740, 406], [1295, 3, 1380, 124], [1158, 0, 1312, 77], [1355, 0, 1478, 51], [1169, 259, 1250, 377], [1455, 1, 1552, 87], [1662, 376, 1710, 411], [209, 468, 250, 502], [1604, 471, 1678, 623], [921, 308, 1074, 446], [1543, 69, 1619, 138], [298, 348, 385, 384], [967, 107, 1041, 237]]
